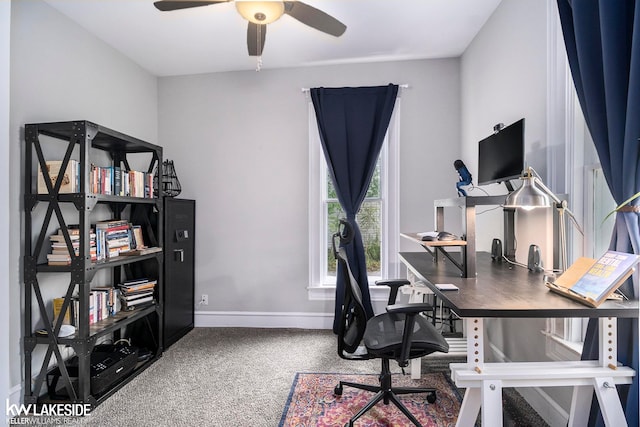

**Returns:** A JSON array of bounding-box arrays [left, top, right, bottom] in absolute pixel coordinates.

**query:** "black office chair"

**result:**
[[332, 219, 449, 427]]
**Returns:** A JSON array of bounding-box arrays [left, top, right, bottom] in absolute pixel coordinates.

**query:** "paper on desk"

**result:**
[[435, 283, 459, 291]]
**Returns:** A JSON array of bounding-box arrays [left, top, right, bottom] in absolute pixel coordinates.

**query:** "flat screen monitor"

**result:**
[[477, 118, 525, 186]]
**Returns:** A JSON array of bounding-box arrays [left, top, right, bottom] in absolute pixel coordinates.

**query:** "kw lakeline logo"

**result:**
[[6, 400, 91, 424]]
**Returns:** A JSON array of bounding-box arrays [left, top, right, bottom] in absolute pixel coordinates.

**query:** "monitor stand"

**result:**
[[502, 180, 516, 262]]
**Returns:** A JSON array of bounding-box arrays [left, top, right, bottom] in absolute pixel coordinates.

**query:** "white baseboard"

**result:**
[[516, 387, 569, 427], [194, 310, 333, 329], [488, 342, 569, 427]]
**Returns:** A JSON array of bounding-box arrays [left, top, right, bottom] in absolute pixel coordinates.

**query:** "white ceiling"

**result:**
[[44, 0, 502, 77]]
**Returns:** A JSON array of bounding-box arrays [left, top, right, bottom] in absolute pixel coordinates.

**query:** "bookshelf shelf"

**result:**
[[29, 304, 158, 345], [35, 250, 163, 272], [22, 120, 164, 407], [29, 193, 160, 204]]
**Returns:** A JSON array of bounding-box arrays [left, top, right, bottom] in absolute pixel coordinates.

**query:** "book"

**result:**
[[546, 250, 639, 307], [118, 279, 157, 294], [122, 290, 154, 301], [119, 246, 162, 256], [132, 225, 145, 249], [37, 160, 79, 194], [120, 295, 155, 311], [52, 297, 71, 325]]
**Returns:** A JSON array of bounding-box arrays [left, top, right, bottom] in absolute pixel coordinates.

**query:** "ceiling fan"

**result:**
[[153, 0, 347, 57]]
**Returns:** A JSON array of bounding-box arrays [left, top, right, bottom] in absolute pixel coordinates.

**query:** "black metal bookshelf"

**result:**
[[23, 120, 164, 407]]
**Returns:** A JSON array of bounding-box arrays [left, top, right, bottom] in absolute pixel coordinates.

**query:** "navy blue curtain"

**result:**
[[558, 1, 640, 425], [310, 84, 398, 332]]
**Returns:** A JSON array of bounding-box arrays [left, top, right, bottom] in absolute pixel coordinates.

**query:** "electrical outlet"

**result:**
[[201, 294, 208, 305]]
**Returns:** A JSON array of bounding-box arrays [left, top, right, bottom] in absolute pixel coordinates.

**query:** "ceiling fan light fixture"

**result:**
[[235, 1, 285, 24]]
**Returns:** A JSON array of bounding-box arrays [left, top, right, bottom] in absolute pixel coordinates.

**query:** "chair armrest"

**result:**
[[386, 303, 433, 315], [375, 279, 410, 305], [375, 279, 411, 287], [386, 302, 439, 367]]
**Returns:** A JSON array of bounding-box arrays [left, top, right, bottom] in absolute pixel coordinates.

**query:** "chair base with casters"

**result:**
[[331, 219, 449, 427], [334, 358, 437, 427]]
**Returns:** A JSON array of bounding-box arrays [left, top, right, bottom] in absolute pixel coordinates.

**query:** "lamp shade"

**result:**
[[503, 176, 551, 209], [236, 1, 285, 24]]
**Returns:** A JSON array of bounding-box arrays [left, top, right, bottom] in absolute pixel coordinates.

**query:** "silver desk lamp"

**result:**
[[503, 166, 583, 272]]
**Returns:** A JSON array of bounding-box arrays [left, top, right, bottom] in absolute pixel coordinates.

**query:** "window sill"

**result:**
[[308, 284, 391, 301], [542, 330, 583, 361]]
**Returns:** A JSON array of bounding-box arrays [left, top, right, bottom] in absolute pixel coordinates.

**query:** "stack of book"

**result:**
[[53, 286, 119, 327], [36, 159, 154, 198], [47, 226, 97, 266], [95, 220, 134, 260], [90, 164, 154, 198], [117, 278, 156, 311], [90, 286, 119, 321]]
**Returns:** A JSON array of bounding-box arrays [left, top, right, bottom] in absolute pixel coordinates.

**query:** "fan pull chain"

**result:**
[[256, 25, 263, 72]]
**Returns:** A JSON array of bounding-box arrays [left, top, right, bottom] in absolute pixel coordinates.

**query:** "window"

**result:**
[[325, 164, 382, 278], [544, 3, 616, 358], [308, 98, 400, 300]]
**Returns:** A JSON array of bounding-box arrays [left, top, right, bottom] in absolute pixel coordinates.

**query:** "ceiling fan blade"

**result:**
[[247, 22, 267, 57], [153, 0, 228, 12], [283, 1, 346, 37]]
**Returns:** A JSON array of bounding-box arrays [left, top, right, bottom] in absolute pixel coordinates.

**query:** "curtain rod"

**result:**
[[301, 84, 409, 93]]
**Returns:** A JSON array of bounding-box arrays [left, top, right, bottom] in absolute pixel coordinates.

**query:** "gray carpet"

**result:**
[[79, 328, 547, 426]]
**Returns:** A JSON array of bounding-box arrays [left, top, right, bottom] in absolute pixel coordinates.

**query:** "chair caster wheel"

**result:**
[[334, 384, 343, 396], [427, 392, 437, 403]]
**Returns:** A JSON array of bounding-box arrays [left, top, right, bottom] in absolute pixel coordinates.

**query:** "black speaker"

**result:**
[[491, 238, 502, 261], [527, 244, 543, 272]]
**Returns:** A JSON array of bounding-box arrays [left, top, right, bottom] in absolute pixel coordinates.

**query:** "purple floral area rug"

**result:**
[[279, 372, 462, 427]]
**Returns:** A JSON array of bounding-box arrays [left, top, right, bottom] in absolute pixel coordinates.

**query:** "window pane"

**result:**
[[326, 200, 381, 277], [326, 162, 380, 200], [366, 164, 380, 198], [327, 173, 337, 199], [592, 168, 616, 257]]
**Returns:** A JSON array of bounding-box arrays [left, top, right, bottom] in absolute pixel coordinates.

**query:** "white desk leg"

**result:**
[[410, 358, 421, 380], [482, 379, 503, 427], [468, 318, 485, 372], [408, 285, 427, 379], [599, 317, 617, 368], [454, 318, 486, 427], [568, 385, 593, 427], [593, 377, 628, 427], [456, 388, 481, 427]]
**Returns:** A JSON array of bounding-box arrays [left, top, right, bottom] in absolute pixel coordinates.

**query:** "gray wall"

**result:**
[[461, 0, 553, 266], [1, 0, 11, 410], [8, 0, 158, 398], [158, 59, 462, 316]]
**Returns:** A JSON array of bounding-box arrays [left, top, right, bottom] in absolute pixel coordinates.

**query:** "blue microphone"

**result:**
[[454, 159, 472, 197]]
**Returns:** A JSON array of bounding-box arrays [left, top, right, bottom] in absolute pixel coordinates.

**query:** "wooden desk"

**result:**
[[399, 251, 638, 427]]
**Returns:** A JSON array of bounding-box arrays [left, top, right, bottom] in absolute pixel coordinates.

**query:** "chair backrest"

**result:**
[[333, 220, 369, 356]]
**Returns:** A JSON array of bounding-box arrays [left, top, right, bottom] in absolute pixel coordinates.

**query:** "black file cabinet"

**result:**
[[163, 198, 195, 349]]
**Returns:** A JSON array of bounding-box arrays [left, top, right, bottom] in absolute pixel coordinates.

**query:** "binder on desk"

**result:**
[[545, 251, 639, 307]]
